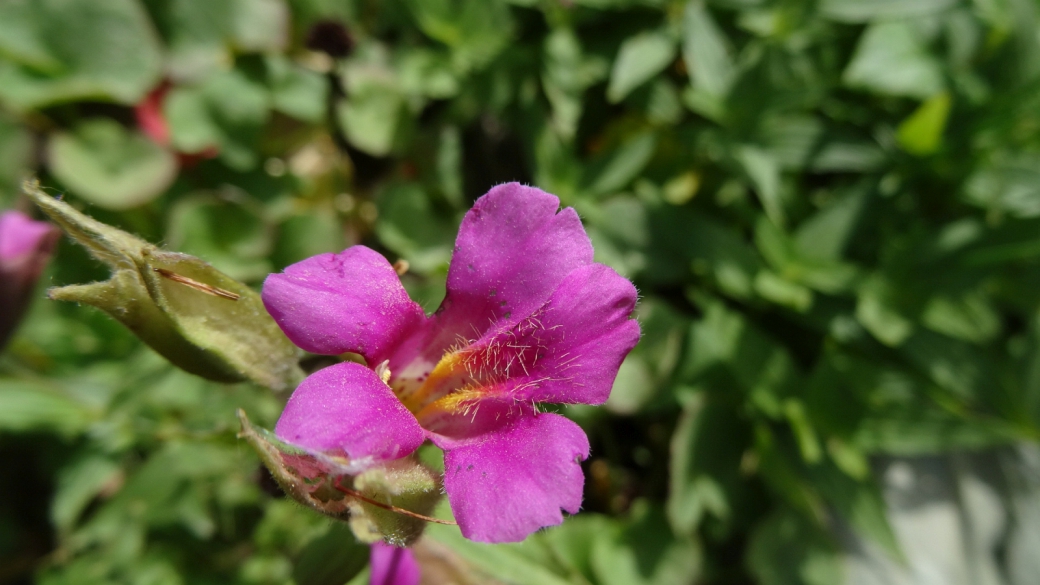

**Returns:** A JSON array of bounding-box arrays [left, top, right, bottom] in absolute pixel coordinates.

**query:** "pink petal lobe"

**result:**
[[262, 246, 425, 364], [1, 211, 60, 350], [420, 263, 639, 414], [369, 543, 420, 585], [496, 263, 640, 405], [274, 362, 424, 466], [389, 183, 593, 371], [438, 412, 590, 543]]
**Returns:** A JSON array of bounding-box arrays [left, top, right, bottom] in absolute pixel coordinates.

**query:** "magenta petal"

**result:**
[[462, 263, 640, 406], [0, 211, 57, 261], [275, 362, 424, 466], [1, 211, 59, 350], [369, 543, 420, 585], [516, 263, 640, 404], [262, 246, 425, 363], [439, 413, 590, 543], [405, 184, 593, 359]]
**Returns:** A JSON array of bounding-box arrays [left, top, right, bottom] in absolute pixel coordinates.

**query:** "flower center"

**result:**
[[396, 348, 477, 415]]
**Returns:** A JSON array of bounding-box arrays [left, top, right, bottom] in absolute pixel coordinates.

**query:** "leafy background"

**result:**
[[2, 0, 1040, 583]]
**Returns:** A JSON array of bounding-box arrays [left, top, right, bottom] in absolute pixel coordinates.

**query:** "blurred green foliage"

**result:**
[[2, 0, 1040, 583]]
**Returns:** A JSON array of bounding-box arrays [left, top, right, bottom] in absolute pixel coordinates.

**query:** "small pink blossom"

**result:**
[[262, 183, 640, 543], [0, 210, 59, 349]]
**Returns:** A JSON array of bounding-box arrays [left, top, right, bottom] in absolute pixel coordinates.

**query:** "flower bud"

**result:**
[[22, 179, 302, 389], [237, 410, 444, 546], [0, 210, 59, 350]]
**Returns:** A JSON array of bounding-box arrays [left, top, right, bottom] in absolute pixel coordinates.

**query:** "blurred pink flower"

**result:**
[[0, 210, 59, 349]]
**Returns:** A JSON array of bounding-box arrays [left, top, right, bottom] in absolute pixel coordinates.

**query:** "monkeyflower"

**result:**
[[262, 183, 640, 543], [0, 210, 59, 350]]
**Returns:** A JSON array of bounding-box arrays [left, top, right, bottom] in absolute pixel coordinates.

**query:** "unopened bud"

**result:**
[[237, 410, 445, 546], [22, 180, 302, 390]]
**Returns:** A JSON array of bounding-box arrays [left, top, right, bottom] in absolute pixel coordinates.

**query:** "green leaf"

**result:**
[[606, 299, 687, 414], [293, 524, 368, 585], [543, 28, 608, 139], [165, 68, 271, 170], [920, 292, 1000, 343], [809, 463, 902, 560], [754, 271, 814, 312], [272, 210, 347, 270], [682, 1, 735, 99], [819, 0, 958, 23], [166, 194, 274, 282], [897, 91, 952, 156], [267, 55, 326, 123], [856, 277, 915, 347], [734, 145, 784, 226], [374, 182, 455, 274], [746, 509, 843, 585], [794, 186, 869, 261], [404, 0, 514, 70], [668, 395, 747, 535], [51, 453, 121, 534], [149, 0, 289, 81], [424, 508, 576, 585], [808, 140, 887, 173], [591, 501, 701, 585], [0, 0, 162, 109], [963, 153, 1040, 218], [0, 379, 92, 436], [607, 30, 676, 103], [843, 21, 945, 99], [0, 111, 33, 202], [47, 119, 177, 210], [398, 48, 461, 100], [582, 131, 658, 197], [436, 125, 464, 207], [336, 82, 407, 157]]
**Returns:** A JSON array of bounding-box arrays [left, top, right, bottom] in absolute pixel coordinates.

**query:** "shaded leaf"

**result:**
[[47, 119, 177, 210], [0, 0, 162, 109], [607, 30, 676, 103]]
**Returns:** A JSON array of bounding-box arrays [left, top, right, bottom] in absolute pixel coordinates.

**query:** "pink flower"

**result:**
[[370, 543, 420, 585], [262, 183, 640, 543], [0, 211, 59, 349]]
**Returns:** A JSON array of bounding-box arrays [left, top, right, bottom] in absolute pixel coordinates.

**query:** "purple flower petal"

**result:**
[[412, 264, 639, 420], [438, 412, 590, 543], [389, 183, 593, 370], [369, 543, 420, 585], [486, 263, 640, 405], [275, 362, 424, 467], [0, 211, 57, 261], [262, 246, 425, 364]]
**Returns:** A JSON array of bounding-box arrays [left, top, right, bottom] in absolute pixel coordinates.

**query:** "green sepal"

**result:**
[[237, 410, 445, 546], [48, 270, 242, 382], [237, 409, 353, 522], [23, 179, 303, 390], [349, 459, 442, 547]]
